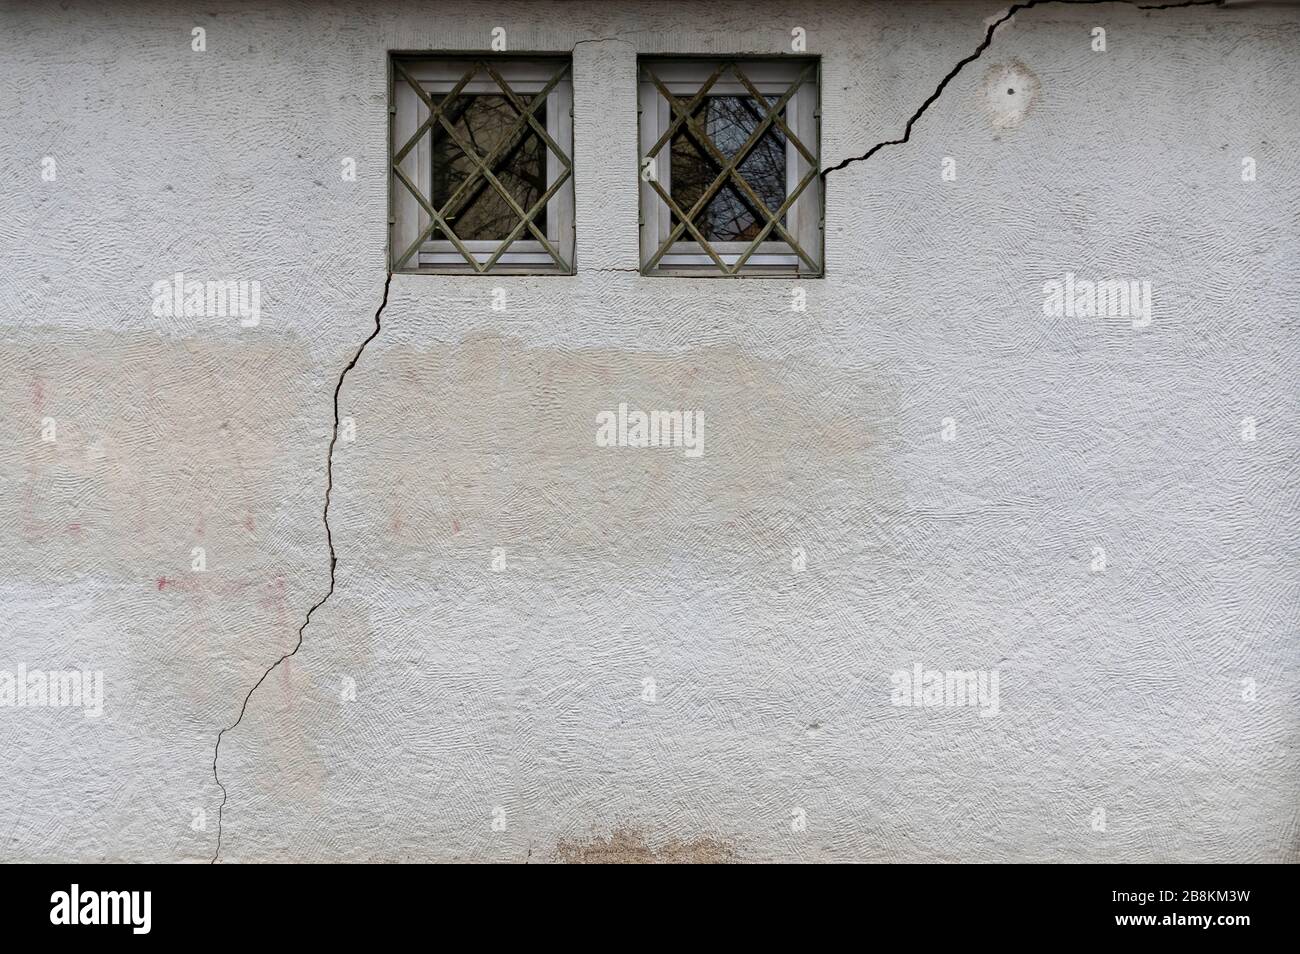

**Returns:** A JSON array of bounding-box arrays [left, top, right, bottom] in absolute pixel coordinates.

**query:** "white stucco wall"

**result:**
[[1, 0, 1296, 862]]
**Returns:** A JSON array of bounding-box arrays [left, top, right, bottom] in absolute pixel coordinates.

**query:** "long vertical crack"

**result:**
[[210, 270, 393, 863], [821, 0, 1225, 178]]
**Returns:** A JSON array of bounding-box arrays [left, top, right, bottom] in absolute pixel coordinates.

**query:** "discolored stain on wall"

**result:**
[[555, 827, 738, 863], [333, 333, 888, 571]]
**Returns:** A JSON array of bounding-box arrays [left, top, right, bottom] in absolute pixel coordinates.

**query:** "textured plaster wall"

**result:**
[[0, 0, 1297, 862]]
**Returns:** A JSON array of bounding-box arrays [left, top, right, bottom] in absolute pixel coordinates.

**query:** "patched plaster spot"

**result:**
[[982, 58, 1040, 128]]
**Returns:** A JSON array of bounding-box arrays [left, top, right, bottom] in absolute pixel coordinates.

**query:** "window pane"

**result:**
[[431, 94, 548, 241], [670, 95, 786, 242]]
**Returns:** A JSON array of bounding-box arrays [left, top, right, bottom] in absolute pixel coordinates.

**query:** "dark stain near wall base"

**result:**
[[555, 828, 738, 864]]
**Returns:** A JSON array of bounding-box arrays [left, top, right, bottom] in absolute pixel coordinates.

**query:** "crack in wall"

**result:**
[[209, 271, 393, 863], [821, 0, 1225, 178], [205, 0, 1228, 863]]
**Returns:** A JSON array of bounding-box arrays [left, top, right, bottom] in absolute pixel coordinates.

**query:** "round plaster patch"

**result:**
[[981, 58, 1041, 129]]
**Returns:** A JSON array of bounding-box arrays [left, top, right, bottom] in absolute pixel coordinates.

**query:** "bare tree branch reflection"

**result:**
[[670, 95, 786, 242], [430, 94, 548, 240]]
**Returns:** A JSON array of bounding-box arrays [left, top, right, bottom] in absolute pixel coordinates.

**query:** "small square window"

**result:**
[[639, 57, 822, 277], [390, 54, 575, 274]]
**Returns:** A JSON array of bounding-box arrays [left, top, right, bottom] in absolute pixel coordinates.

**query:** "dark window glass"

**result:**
[[670, 95, 786, 243], [431, 94, 548, 240]]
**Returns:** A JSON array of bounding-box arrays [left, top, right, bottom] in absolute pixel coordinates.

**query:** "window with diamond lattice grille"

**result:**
[[390, 55, 574, 274], [638, 57, 822, 277]]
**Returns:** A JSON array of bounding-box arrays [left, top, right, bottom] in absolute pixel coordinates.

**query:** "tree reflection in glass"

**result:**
[[670, 95, 786, 243], [431, 94, 548, 240]]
